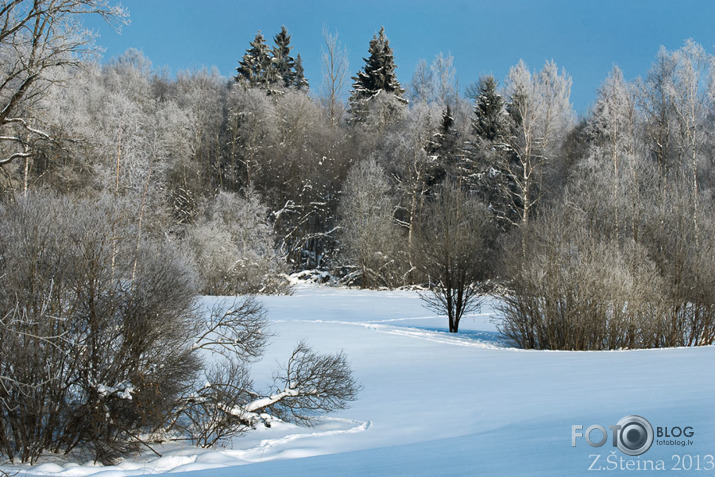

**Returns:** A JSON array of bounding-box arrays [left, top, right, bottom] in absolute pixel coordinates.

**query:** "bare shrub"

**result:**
[[499, 210, 666, 350], [639, 180, 715, 346], [0, 192, 360, 463], [0, 192, 200, 464]]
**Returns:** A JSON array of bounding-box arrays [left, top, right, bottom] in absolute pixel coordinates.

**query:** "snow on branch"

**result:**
[[264, 341, 361, 425]]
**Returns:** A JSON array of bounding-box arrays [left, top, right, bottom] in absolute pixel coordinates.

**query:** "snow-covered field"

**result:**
[[5, 284, 715, 476]]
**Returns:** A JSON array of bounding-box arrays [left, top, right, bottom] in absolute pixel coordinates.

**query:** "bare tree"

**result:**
[[586, 65, 638, 242], [669, 40, 711, 245], [225, 86, 277, 188], [418, 182, 491, 333], [320, 26, 349, 126], [383, 101, 443, 275], [637, 46, 678, 175], [181, 360, 256, 448], [193, 297, 271, 361], [408, 59, 435, 104], [264, 341, 361, 425], [431, 52, 457, 108], [408, 53, 456, 108], [0, 0, 128, 167]]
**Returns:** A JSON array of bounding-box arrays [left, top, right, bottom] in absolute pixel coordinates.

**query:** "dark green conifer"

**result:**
[[348, 27, 405, 121], [235, 32, 273, 88]]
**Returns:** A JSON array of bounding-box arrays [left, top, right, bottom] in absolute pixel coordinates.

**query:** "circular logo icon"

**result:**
[[616, 415, 654, 456]]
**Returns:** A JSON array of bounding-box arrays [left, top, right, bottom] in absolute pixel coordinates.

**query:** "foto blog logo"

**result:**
[[572, 415, 654, 456]]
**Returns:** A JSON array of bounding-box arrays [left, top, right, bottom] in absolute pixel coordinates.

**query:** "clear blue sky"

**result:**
[[87, 0, 715, 114]]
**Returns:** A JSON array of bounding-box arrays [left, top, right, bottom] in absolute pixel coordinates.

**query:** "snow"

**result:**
[[5, 284, 715, 476]]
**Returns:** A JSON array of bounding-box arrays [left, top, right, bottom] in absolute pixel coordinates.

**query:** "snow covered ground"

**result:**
[[5, 284, 715, 476]]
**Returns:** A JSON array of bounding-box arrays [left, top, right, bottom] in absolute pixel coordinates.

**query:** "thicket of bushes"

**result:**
[[0, 193, 359, 464], [499, 170, 715, 350]]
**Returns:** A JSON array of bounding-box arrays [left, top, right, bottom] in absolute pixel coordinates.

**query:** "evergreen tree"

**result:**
[[427, 105, 459, 181], [349, 27, 406, 121], [235, 32, 274, 88], [273, 26, 297, 88], [294, 54, 308, 90], [470, 75, 519, 227], [472, 75, 507, 143], [236, 27, 309, 93]]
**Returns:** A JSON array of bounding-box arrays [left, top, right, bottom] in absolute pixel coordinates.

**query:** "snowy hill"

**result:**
[[6, 284, 715, 476]]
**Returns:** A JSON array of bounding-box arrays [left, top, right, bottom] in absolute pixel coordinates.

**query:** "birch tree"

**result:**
[[585, 66, 638, 241], [502, 60, 574, 235], [669, 40, 711, 244]]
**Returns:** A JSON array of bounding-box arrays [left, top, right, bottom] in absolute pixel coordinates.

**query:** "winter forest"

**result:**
[[1, 0, 715, 469]]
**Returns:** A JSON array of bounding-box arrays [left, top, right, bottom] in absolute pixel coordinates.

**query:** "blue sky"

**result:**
[[87, 0, 715, 114]]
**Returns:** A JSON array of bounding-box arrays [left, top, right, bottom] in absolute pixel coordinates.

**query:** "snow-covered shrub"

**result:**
[[183, 190, 291, 295]]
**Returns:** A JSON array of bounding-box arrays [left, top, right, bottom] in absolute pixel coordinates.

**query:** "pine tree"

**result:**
[[236, 32, 274, 88], [349, 27, 406, 121]]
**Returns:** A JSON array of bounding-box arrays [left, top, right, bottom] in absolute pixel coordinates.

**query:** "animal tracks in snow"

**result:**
[[274, 317, 508, 349]]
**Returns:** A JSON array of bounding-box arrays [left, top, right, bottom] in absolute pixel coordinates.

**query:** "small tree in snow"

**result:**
[[418, 182, 492, 332]]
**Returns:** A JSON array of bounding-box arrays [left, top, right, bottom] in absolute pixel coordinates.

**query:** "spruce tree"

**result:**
[[236, 27, 309, 92], [472, 75, 507, 143], [470, 75, 520, 227], [294, 54, 308, 90], [236, 32, 273, 88], [273, 26, 297, 89], [426, 105, 458, 185], [349, 27, 406, 121]]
